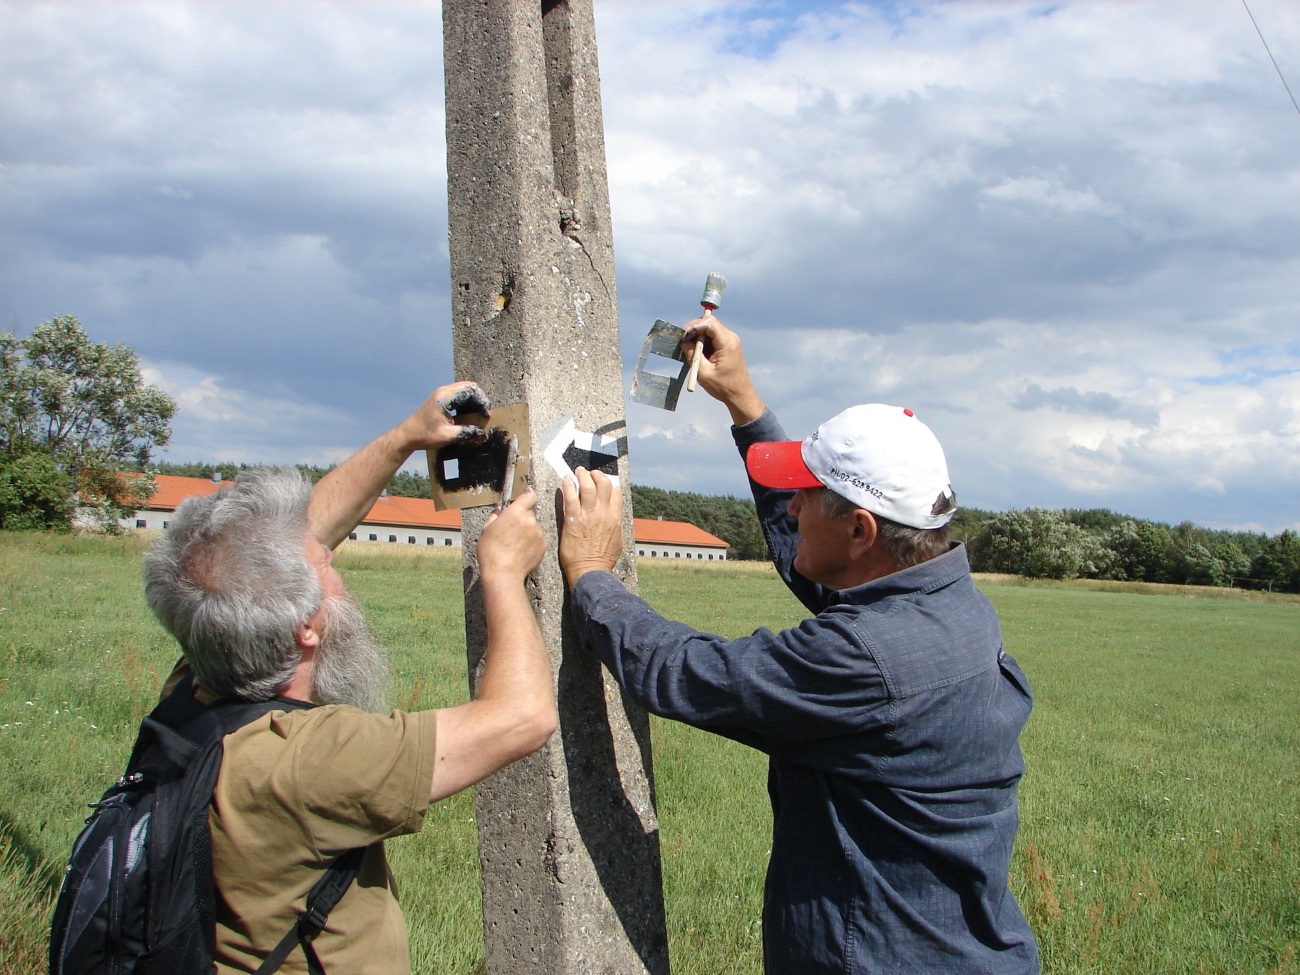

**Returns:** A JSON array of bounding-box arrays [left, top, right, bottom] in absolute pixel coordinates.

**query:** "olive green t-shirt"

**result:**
[[209, 704, 438, 974]]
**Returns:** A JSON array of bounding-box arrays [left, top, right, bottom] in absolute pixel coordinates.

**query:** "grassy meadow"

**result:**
[[1, 532, 1297, 974]]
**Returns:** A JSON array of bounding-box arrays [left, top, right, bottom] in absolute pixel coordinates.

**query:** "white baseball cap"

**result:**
[[745, 404, 957, 529]]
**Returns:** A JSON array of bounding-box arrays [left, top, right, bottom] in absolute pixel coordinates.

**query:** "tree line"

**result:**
[[951, 507, 1299, 593], [391, 475, 1298, 592], [624, 491, 1298, 594], [3, 317, 1295, 592]]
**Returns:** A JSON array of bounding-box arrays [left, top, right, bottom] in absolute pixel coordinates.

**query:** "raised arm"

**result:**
[[307, 382, 489, 549], [428, 490, 555, 802], [680, 315, 767, 426]]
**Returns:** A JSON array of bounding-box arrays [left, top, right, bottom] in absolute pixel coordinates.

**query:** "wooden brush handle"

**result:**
[[686, 338, 705, 392], [686, 307, 714, 393]]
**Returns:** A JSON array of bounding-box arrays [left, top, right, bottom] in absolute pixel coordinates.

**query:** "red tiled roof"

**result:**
[[141, 475, 727, 547], [633, 517, 729, 548], [362, 494, 461, 529], [143, 475, 458, 528], [147, 474, 231, 509]]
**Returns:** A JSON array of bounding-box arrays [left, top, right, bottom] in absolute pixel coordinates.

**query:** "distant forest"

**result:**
[[152, 462, 1300, 593]]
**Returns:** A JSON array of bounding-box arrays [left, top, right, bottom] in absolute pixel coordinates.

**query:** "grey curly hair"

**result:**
[[142, 467, 322, 700]]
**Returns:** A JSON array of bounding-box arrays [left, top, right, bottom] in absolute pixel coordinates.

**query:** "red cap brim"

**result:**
[[745, 441, 823, 490]]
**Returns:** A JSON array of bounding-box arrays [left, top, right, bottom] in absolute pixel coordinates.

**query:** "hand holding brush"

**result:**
[[686, 272, 727, 393]]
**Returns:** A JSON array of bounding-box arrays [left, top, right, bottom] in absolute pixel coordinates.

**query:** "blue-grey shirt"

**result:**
[[569, 410, 1039, 974]]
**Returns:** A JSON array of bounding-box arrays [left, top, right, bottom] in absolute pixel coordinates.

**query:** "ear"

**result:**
[[294, 619, 321, 652], [847, 508, 879, 560], [281, 627, 318, 702]]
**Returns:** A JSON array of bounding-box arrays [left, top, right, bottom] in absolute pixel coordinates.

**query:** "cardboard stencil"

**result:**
[[427, 403, 530, 510]]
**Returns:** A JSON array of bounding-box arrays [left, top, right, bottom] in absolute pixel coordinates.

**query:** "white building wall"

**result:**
[[129, 511, 720, 560], [350, 522, 461, 548], [635, 544, 728, 561], [122, 509, 174, 531]]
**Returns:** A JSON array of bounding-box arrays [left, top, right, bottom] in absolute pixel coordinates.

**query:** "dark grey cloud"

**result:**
[[1014, 384, 1160, 428]]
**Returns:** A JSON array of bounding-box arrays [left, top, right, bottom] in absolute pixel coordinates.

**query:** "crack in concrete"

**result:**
[[568, 231, 609, 298]]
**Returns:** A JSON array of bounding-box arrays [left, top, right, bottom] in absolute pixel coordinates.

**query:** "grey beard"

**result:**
[[310, 591, 392, 713]]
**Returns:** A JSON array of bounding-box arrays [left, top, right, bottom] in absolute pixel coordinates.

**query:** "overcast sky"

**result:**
[[2, 1, 1297, 533]]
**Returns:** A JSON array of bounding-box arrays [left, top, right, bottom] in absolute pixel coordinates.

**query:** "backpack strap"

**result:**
[[131, 673, 317, 769], [144, 672, 353, 974], [252, 846, 367, 975]]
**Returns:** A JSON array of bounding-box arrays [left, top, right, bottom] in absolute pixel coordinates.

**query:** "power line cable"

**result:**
[[1240, 0, 1300, 116]]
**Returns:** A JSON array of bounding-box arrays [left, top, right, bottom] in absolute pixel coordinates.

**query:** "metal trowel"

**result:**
[[629, 319, 689, 412], [630, 274, 728, 411]]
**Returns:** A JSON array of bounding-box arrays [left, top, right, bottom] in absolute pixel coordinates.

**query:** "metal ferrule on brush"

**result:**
[[700, 272, 727, 310]]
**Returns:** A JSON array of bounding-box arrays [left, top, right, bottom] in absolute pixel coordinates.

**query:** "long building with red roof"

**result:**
[[128, 474, 730, 561]]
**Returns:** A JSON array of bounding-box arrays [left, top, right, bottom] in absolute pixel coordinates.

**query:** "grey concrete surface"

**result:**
[[442, 1, 669, 972]]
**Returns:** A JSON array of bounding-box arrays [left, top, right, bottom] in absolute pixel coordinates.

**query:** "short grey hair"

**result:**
[[819, 487, 952, 569], [143, 468, 322, 700]]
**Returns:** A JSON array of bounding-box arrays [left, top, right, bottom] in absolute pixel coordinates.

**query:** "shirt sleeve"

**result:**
[[730, 410, 833, 615], [571, 571, 893, 760]]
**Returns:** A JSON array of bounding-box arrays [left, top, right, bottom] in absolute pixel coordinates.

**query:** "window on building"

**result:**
[[368, 534, 377, 541], [349, 533, 357, 540], [444, 538, 452, 546], [408, 536, 416, 544], [388, 535, 397, 543], [427, 537, 436, 545], [163, 521, 170, 529], [708, 554, 713, 560], [135, 519, 147, 528], [638, 549, 644, 556], [674, 552, 681, 558]]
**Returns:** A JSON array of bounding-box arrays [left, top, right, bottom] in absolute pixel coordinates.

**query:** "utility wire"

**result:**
[[1240, 0, 1300, 117]]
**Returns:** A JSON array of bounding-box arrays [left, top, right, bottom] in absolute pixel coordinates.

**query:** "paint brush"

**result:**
[[493, 434, 519, 513], [686, 271, 727, 393]]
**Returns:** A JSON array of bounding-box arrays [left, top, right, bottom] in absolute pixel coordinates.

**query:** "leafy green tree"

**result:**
[[1180, 542, 1227, 587], [974, 508, 1108, 580], [1251, 531, 1300, 594], [1098, 520, 1139, 580], [971, 510, 1033, 574], [949, 505, 997, 553], [152, 461, 247, 481], [1176, 539, 1253, 588], [1064, 508, 1127, 533], [387, 470, 432, 497], [0, 451, 74, 530], [0, 316, 176, 529], [1127, 522, 1176, 583], [1214, 540, 1251, 585]]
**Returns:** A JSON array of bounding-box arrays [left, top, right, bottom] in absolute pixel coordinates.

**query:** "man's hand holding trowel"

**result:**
[[631, 271, 761, 415], [680, 314, 767, 427]]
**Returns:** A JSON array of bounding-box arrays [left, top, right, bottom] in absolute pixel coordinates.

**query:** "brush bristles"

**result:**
[[700, 271, 728, 309]]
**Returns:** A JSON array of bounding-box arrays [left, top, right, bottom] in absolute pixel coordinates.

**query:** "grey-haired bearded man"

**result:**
[[558, 321, 1039, 975], [143, 382, 555, 974]]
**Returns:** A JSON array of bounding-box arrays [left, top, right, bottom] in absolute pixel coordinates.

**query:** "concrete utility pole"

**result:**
[[441, 2, 669, 973]]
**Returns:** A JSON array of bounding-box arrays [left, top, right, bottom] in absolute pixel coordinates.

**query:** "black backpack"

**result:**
[[49, 673, 363, 975]]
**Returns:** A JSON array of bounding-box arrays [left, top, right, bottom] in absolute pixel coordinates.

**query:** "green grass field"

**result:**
[[2, 533, 1297, 974]]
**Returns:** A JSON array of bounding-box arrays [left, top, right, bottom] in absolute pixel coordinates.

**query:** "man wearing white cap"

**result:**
[[559, 318, 1038, 974]]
